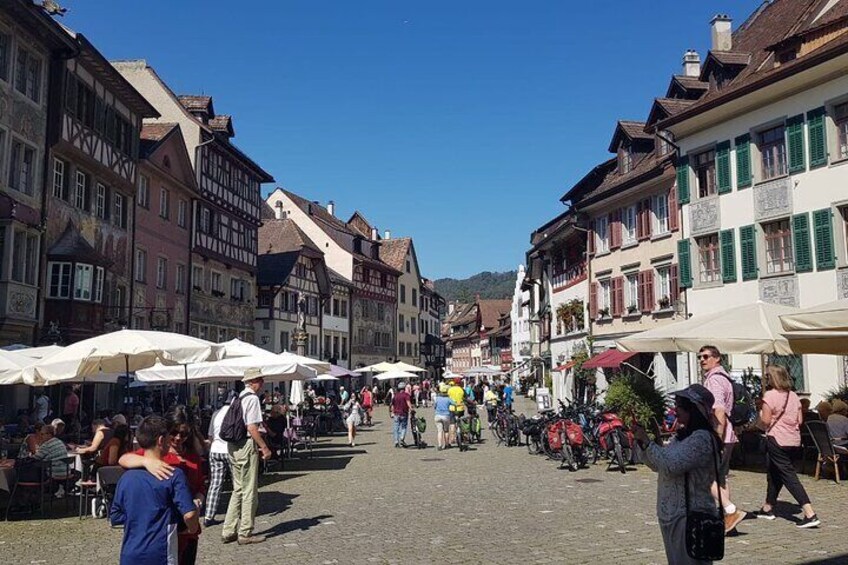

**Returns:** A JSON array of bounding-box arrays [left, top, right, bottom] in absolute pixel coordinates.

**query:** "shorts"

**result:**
[[434, 414, 453, 433], [718, 443, 734, 486]]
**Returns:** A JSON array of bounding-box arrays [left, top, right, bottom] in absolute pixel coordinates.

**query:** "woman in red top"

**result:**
[[119, 405, 206, 564]]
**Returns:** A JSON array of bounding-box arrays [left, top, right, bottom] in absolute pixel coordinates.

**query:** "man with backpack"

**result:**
[[698, 345, 747, 534], [220, 368, 272, 545]]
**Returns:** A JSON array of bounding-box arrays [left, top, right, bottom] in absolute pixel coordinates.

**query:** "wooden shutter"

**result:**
[[813, 208, 836, 271], [636, 201, 645, 240], [716, 141, 732, 194], [668, 183, 679, 231], [740, 225, 758, 280], [787, 114, 806, 174], [676, 156, 690, 205], [735, 134, 751, 188], [639, 199, 652, 241], [587, 225, 595, 256], [589, 282, 599, 319], [610, 210, 621, 250], [677, 239, 692, 288], [720, 229, 736, 283], [612, 277, 624, 317], [792, 213, 813, 273], [807, 107, 828, 169], [641, 270, 654, 313], [670, 264, 679, 306]]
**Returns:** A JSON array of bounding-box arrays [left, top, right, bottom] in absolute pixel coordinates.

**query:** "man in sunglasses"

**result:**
[[698, 345, 746, 534]]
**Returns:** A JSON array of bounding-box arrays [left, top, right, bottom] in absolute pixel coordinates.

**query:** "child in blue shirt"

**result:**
[[111, 415, 198, 565]]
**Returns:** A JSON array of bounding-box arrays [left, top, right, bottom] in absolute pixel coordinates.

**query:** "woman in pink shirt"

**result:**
[[753, 365, 820, 528]]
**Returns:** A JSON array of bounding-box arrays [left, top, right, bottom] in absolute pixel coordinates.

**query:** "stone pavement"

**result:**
[[1, 397, 846, 564]]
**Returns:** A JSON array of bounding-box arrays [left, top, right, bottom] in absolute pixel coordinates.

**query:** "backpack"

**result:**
[[219, 393, 248, 442], [722, 373, 754, 426]]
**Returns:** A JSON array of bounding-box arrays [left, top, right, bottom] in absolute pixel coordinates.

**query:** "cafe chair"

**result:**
[[806, 421, 848, 484], [95, 466, 125, 520], [5, 459, 51, 520]]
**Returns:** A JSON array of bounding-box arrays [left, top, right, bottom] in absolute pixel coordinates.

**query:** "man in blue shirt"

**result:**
[[111, 416, 198, 565], [503, 379, 514, 410]]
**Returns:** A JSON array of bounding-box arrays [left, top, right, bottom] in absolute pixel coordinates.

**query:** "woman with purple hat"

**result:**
[[633, 384, 723, 564]]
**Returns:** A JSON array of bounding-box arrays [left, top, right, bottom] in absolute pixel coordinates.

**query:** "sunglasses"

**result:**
[[698, 354, 715, 360], [170, 429, 189, 438]]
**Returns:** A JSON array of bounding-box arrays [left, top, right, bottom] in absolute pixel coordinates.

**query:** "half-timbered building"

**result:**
[[323, 268, 352, 368], [113, 61, 274, 343], [0, 1, 75, 346], [43, 32, 157, 343]]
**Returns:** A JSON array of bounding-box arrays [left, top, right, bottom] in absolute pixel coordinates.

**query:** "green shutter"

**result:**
[[735, 134, 751, 188], [807, 107, 828, 169], [720, 229, 736, 283], [740, 225, 758, 281], [676, 156, 690, 205], [787, 114, 806, 174], [813, 208, 836, 271], [677, 239, 692, 288], [716, 141, 731, 194], [792, 213, 813, 273]]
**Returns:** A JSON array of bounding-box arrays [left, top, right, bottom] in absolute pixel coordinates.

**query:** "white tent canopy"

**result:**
[[463, 366, 501, 376], [359, 361, 426, 373], [0, 350, 29, 385], [136, 355, 316, 384], [278, 351, 332, 373], [779, 299, 848, 354], [616, 301, 798, 355], [373, 370, 418, 381]]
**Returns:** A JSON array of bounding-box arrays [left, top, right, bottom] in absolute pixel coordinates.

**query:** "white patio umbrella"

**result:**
[[373, 370, 418, 381], [278, 351, 332, 373], [6, 345, 64, 359], [0, 350, 29, 385], [289, 379, 305, 405], [24, 329, 222, 386], [308, 374, 340, 382], [218, 338, 274, 359], [616, 301, 798, 355], [136, 355, 316, 384], [359, 361, 426, 373], [779, 299, 848, 354]]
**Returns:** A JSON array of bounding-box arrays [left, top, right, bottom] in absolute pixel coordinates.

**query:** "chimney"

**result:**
[[306, 203, 312, 215], [384, 229, 391, 240], [683, 50, 701, 77], [327, 200, 335, 217], [371, 226, 378, 240], [274, 201, 283, 220], [711, 14, 732, 52]]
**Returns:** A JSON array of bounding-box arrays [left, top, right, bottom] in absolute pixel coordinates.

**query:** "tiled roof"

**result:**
[[178, 95, 213, 113], [208, 115, 234, 137], [478, 299, 511, 330], [578, 152, 675, 206], [609, 120, 652, 153], [379, 238, 411, 272], [48, 224, 112, 267], [671, 75, 709, 92], [259, 218, 322, 256], [646, 98, 697, 129], [140, 123, 178, 142], [709, 51, 751, 66], [256, 252, 298, 287]]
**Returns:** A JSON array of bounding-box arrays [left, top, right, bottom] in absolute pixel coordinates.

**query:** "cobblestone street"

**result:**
[[1, 398, 845, 564]]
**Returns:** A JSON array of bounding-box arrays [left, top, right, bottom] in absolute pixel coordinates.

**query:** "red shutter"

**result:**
[[670, 264, 679, 307], [668, 184, 679, 232], [589, 282, 599, 319], [587, 225, 595, 256], [635, 202, 645, 240], [611, 277, 623, 317], [610, 210, 621, 250], [639, 199, 652, 240], [642, 269, 655, 313], [637, 272, 646, 313]]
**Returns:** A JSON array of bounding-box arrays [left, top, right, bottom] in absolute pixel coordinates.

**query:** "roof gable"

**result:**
[[607, 121, 652, 153], [140, 124, 197, 193]]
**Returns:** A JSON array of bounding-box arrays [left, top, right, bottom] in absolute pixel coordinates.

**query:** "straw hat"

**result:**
[[242, 367, 264, 383]]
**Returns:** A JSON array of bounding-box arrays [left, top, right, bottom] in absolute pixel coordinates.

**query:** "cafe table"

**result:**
[[0, 459, 15, 493]]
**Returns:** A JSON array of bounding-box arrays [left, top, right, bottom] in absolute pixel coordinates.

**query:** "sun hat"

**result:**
[[50, 418, 65, 428], [397, 382, 406, 390], [674, 384, 715, 421], [242, 367, 264, 383]]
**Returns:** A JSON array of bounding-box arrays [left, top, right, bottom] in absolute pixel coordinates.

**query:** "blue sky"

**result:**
[[65, 0, 764, 279]]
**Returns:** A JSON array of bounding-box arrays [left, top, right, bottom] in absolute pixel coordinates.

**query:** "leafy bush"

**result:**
[[826, 385, 848, 404], [604, 372, 668, 429]]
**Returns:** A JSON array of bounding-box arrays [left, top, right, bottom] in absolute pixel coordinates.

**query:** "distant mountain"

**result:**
[[435, 271, 517, 303]]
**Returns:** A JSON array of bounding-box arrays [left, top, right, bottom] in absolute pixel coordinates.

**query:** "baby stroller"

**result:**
[[410, 411, 427, 449]]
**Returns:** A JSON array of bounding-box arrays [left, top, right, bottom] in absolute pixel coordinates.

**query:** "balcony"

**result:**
[[552, 262, 587, 291]]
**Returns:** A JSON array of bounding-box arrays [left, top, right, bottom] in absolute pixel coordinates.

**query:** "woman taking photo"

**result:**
[[753, 365, 820, 528], [633, 384, 722, 564]]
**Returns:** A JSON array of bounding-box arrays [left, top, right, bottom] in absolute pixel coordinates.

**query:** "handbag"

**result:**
[[684, 440, 725, 561]]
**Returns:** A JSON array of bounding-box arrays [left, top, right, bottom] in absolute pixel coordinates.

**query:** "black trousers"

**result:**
[[765, 436, 811, 508]]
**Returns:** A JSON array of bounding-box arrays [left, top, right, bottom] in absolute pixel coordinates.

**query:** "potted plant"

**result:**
[[657, 295, 671, 310], [627, 304, 639, 315], [598, 307, 610, 319]]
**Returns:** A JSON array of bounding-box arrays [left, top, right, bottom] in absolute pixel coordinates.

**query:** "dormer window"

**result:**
[[619, 145, 632, 174], [657, 131, 674, 157]]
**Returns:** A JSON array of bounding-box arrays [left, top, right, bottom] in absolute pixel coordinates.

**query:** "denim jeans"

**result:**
[[393, 414, 408, 445]]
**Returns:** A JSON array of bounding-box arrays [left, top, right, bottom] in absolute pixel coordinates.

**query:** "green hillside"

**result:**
[[434, 271, 517, 303]]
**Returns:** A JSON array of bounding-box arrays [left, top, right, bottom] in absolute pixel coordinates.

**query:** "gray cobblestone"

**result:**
[[0, 397, 845, 564]]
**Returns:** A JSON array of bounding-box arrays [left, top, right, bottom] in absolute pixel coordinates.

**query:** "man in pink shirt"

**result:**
[[699, 345, 746, 534]]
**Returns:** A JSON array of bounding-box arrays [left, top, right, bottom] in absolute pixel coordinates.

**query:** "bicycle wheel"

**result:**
[[613, 432, 626, 474], [561, 442, 576, 471]]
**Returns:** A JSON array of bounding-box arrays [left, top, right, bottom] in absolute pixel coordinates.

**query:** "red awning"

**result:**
[[553, 361, 576, 372], [582, 350, 637, 370]]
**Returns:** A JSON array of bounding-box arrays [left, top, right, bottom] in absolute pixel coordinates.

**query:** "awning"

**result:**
[[582, 350, 637, 370], [553, 361, 576, 372]]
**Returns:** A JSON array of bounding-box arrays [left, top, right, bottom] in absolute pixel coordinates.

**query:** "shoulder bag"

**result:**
[[684, 438, 725, 561]]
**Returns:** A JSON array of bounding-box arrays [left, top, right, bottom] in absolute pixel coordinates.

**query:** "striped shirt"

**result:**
[[34, 437, 69, 478]]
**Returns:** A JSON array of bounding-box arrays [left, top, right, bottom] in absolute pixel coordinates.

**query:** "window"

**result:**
[[95, 183, 108, 219], [763, 219, 794, 274], [114, 193, 127, 229], [47, 262, 72, 298], [599, 279, 611, 315], [211, 271, 222, 293], [406, 260, 411, 273], [159, 188, 170, 219], [411, 316, 417, 335], [760, 125, 787, 180], [400, 284, 406, 304], [324, 334, 331, 359], [332, 298, 340, 316], [340, 299, 348, 318], [230, 278, 245, 300], [75, 170, 89, 210], [377, 302, 385, 322], [622, 205, 637, 244], [412, 288, 418, 307], [280, 331, 290, 351], [177, 200, 187, 228], [52, 158, 67, 199], [176, 264, 186, 294], [657, 130, 674, 156], [156, 257, 167, 289], [652, 193, 669, 234], [192, 266, 203, 290], [836, 103, 848, 160], [74, 264, 93, 300], [309, 334, 317, 356], [697, 234, 721, 283], [341, 337, 348, 359], [15, 47, 41, 103], [656, 266, 672, 308], [200, 208, 212, 234], [135, 249, 147, 283], [11, 230, 38, 285], [399, 313, 405, 333], [8, 139, 35, 195], [138, 175, 149, 208], [693, 149, 716, 198], [332, 336, 340, 359], [93, 267, 104, 303], [595, 216, 609, 253], [625, 273, 639, 312], [0, 33, 9, 81], [619, 145, 632, 174], [361, 267, 370, 284]]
